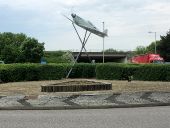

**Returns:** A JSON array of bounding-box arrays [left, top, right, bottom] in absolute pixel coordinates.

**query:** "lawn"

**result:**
[[0, 79, 170, 96]]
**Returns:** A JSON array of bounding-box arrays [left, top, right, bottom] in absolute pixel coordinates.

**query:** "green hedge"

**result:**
[[133, 64, 170, 81], [96, 63, 139, 80], [0, 64, 65, 82], [0, 63, 96, 82], [66, 63, 96, 78], [96, 63, 170, 81], [1, 63, 170, 82]]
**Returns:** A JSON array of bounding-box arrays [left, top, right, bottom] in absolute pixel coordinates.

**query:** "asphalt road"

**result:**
[[0, 107, 170, 128]]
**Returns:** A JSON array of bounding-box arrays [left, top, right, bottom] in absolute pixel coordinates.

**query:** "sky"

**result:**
[[0, 0, 170, 51]]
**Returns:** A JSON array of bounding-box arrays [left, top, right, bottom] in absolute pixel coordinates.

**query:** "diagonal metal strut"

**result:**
[[66, 23, 91, 78], [72, 23, 91, 61]]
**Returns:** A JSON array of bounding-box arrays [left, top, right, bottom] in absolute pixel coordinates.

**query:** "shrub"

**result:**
[[165, 65, 170, 81], [96, 63, 139, 80], [0, 63, 96, 82], [0, 64, 65, 82], [96, 63, 170, 81], [133, 64, 168, 81], [1, 63, 170, 82], [39, 64, 65, 80], [68, 63, 96, 78]]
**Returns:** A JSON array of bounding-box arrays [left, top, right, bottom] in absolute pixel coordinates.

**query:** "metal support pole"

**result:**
[[102, 22, 105, 63], [148, 31, 157, 54], [155, 32, 157, 54]]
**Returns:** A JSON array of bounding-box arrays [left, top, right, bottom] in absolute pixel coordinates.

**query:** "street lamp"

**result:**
[[102, 22, 105, 63], [148, 31, 157, 54]]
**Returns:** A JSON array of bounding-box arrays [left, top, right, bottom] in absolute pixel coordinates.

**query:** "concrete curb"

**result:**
[[0, 103, 170, 110]]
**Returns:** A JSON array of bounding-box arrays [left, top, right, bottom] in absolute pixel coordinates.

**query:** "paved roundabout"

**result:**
[[0, 91, 170, 110]]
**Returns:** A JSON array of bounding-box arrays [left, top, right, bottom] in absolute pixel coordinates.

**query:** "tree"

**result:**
[[61, 51, 74, 63], [104, 48, 127, 54], [146, 41, 161, 54], [1, 45, 19, 63], [134, 46, 147, 55], [20, 38, 44, 63], [104, 48, 117, 53], [0, 32, 44, 63], [157, 30, 170, 61], [44, 51, 74, 63]]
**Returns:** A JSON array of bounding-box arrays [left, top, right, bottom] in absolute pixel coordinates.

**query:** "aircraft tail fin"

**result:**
[[103, 29, 108, 36]]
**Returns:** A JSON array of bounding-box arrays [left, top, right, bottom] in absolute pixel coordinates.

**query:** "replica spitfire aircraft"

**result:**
[[64, 13, 108, 78], [64, 13, 108, 37]]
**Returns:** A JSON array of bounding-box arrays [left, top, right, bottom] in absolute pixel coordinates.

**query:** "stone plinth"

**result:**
[[41, 80, 112, 92]]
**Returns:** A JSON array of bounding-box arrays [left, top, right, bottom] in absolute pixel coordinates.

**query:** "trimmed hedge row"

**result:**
[[68, 63, 96, 78], [1, 63, 170, 82], [0, 64, 65, 82], [96, 63, 139, 80], [96, 63, 170, 81], [133, 64, 170, 81], [0, 63, 96, 82]]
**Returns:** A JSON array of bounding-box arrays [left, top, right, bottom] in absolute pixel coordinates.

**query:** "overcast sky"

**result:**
[[0, 0, 170, 51]]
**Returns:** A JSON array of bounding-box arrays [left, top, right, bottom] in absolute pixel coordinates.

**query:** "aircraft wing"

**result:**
[[87, 21, 98, 30]]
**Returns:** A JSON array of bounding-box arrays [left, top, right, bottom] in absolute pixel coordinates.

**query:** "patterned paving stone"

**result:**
[[141, 92, 161, 103], [27, 95, 69, 107], [0, 92, 169, 109], [150, 92, 170, 103], [71, 94, 115, 106], [63, 95, 81, 107], [116, 92, 151, 104], [105, 93, 126, 105], [0, 96, 25, 107]]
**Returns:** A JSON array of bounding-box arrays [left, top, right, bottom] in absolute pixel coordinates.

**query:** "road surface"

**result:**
[[0, 106, 169, 128]]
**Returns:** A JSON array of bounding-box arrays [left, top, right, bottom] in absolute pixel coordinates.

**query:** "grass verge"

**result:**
[[0, 79, 170, 96]]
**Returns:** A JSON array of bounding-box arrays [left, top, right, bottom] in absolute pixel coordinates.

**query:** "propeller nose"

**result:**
[[71, 13, 76, 18]]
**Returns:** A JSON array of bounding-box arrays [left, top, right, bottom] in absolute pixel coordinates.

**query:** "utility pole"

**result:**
[[103, 22, 105, 63], [148, 31, 157, 54]]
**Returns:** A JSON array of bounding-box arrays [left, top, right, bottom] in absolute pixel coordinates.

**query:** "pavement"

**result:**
[[0, 91, 170, 110]]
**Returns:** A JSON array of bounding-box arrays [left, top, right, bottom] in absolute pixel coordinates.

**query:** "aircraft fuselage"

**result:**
[[71, 13, 107, 37]]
